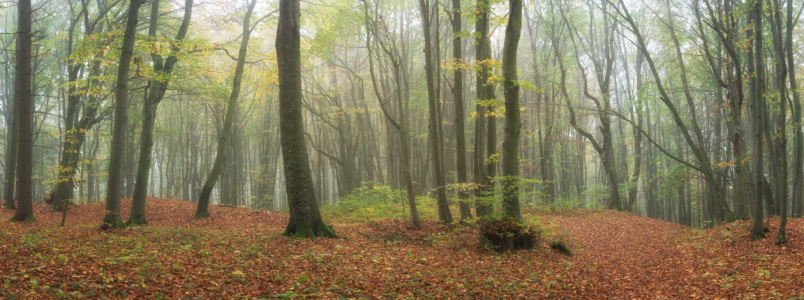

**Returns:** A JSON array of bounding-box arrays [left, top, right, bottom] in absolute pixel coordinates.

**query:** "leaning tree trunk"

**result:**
[[196, 0, 257, 218], [277, 0, 338, 239], [11, 0, 34, 222]]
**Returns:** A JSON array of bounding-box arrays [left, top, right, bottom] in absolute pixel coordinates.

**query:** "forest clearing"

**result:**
[[2, 198, 802, 298]]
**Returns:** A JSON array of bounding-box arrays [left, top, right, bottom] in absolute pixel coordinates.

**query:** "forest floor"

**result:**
[[1, 198, 803, 299]]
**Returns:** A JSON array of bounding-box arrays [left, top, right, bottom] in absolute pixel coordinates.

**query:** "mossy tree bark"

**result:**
[[128, 0, 193, 225], [501, 0, 522, 221], [277, 0, 338, 239], [196, 0, 257, 219], [104, 0, 143, 228]]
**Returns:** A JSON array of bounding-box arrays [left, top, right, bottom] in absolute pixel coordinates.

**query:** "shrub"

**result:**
[[478, 216, 540, 252]]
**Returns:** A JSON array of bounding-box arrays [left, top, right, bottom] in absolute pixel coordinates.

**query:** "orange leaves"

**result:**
[[1, 202, 803, 298]]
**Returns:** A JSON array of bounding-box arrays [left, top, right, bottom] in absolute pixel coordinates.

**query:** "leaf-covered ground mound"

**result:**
[[1, 198, 802, 298]]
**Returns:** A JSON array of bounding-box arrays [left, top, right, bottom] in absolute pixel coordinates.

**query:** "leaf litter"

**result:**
[[1, 198, 802, 298]]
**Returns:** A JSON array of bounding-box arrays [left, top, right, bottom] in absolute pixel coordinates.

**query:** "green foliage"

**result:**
[[323, 182, 438, 222]]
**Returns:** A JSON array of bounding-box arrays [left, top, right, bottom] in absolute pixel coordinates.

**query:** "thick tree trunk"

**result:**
[[196, 0, 256, 218], [278, 0, 338, 238], [11, 0, 34, 222]]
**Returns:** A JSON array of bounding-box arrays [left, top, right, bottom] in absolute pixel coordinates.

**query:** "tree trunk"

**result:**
[[277, 0, 338, 238], [452, 0, 471, 221], [196, 0, 257, 218], [11, 0, 34, 222], [418, 0, 453, 224], [104, 0, 143, 227], [128, 0, 193, 225], [3, 77, 18, 210], [501, 0, 522, 221], [748, 0, 765, 240]]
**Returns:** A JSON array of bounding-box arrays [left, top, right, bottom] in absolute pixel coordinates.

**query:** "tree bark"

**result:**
[[748, 0, 765, 240], [501, 0, 522, 221], [11, 0, 34, 222], [278, 0, 338, 238], [104, 0, 143, 227], [452, 0, 471, 221]]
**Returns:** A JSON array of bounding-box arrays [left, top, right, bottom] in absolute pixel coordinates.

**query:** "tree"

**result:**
[[362, 0, 421, 229], [11, 0, 34, 222], [128, 0, 194, 225], [418, 0, 453, 224], [474, 0, 494, 217], [3, 74, 17, 210], [451, 0, 471, 221], [749, 0, 765, 241], [277, 0, 338, 239], [195, 0, 258, 219], [104, 0, 144, 228], [501, 0, 522, 221], [51, 0, 116, 211]]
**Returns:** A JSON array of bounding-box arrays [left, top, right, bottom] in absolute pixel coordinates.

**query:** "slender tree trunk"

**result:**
[[501, 0, 522, 221], [474, 0, 493, 217], [3, 80, 18, 210], [128, 0, 193, 225], [418, 0, 453, 224], [196, 0, 256, 218], [452, 0, 471, 221], [789, 0, 803, 219], [278, 0, 338, 238], [103, 0, 143, 227], [749, 0, 765, 240]]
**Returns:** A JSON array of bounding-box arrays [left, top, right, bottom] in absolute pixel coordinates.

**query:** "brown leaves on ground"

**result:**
[[1, 199, 803, 298]]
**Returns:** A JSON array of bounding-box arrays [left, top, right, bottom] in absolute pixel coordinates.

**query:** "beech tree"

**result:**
[[11, 0, 34, 222], [277, 0, 338, 239], [104, 0, 144, 227], [128, 0, 194, 225]]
